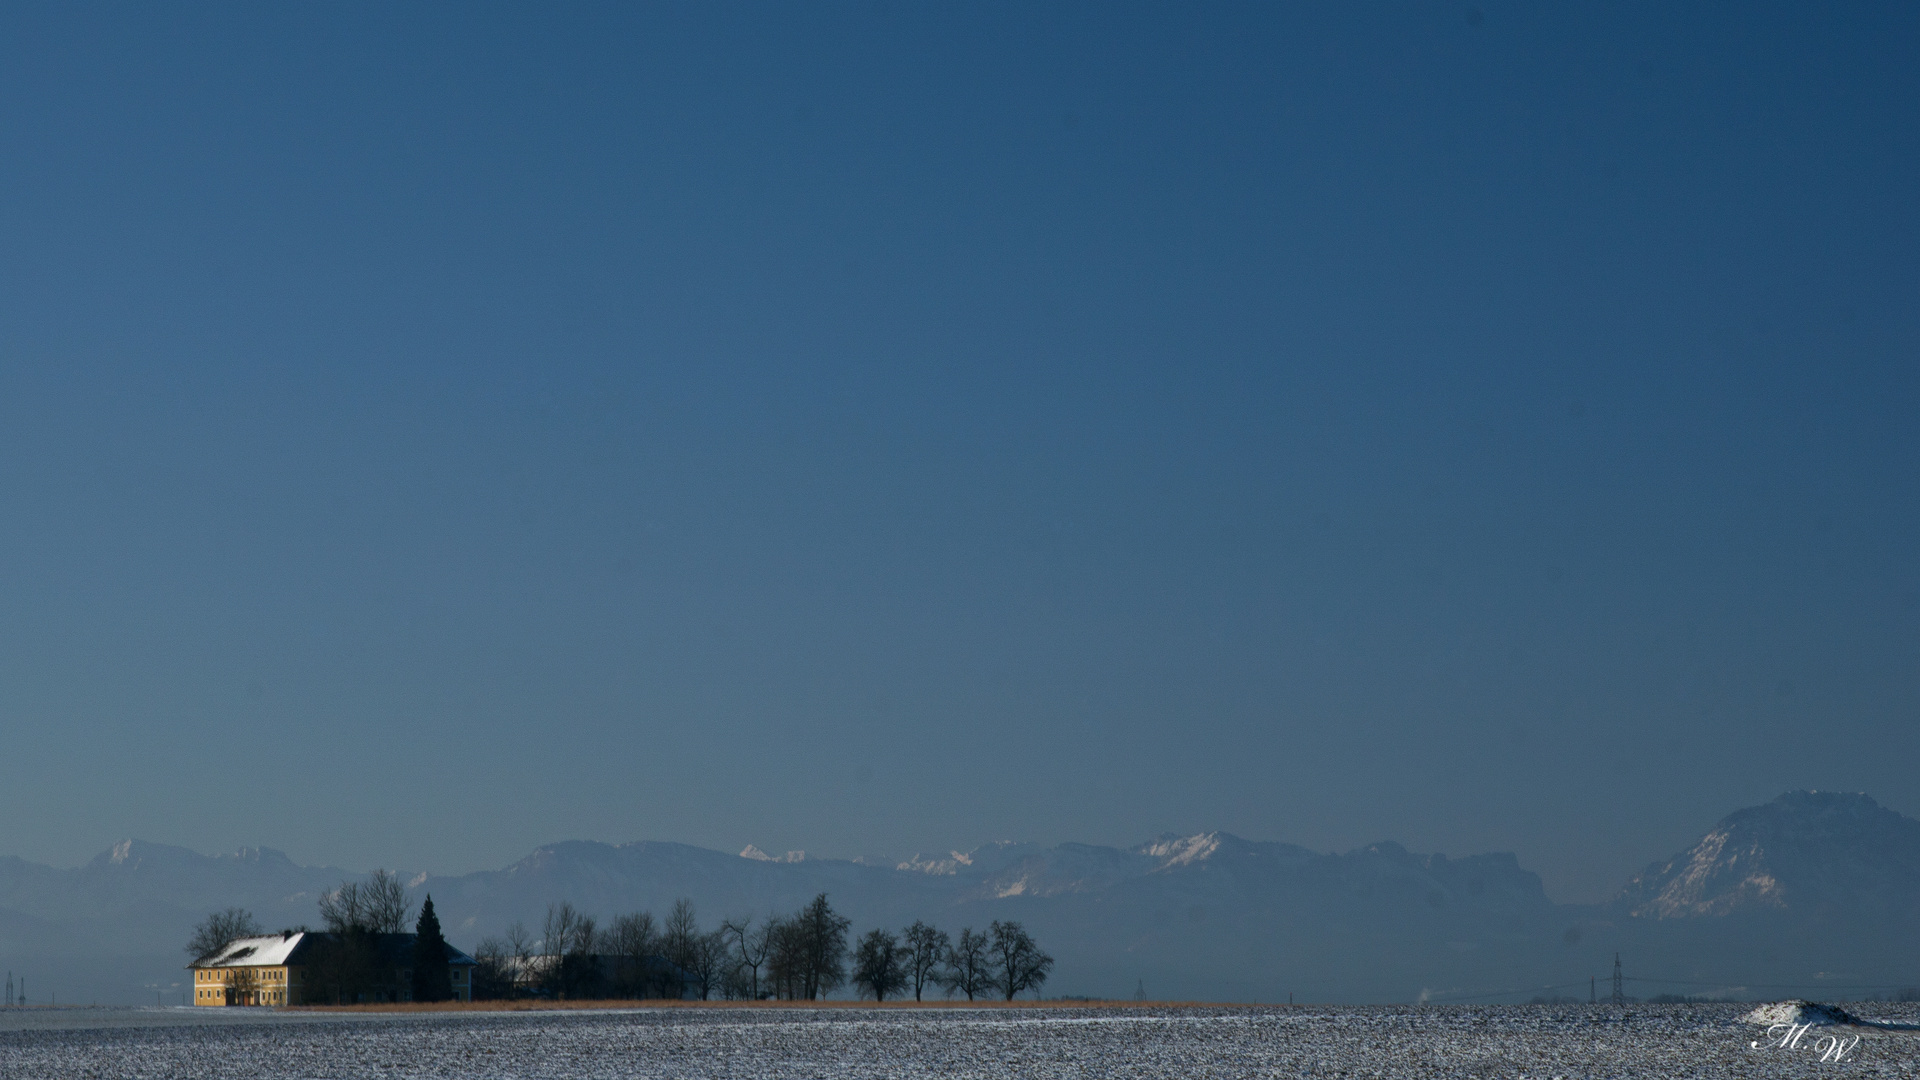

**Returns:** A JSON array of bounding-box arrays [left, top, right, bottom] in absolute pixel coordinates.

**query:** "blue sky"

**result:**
[[1, 3, 1916, 902]]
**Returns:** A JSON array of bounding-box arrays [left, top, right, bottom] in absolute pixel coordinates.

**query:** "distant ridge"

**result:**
[[2, 791, 1917, 1005]]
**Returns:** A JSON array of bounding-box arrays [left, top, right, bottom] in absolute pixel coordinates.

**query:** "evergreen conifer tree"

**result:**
[[411, 895, 454, 1002]]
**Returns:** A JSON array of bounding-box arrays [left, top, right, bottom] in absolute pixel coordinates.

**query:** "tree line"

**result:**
[[471, 893, 1053, 1002], [192, 882, 1055, 1004]]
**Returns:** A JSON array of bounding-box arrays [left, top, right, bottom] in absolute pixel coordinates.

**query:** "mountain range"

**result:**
[[2, 790, 1915, 1005]]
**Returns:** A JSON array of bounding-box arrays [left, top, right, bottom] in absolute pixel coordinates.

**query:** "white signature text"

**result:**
[[1751, 1023, 1859, 1063]]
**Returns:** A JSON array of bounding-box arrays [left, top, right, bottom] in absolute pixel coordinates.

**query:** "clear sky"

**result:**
[[1, 3, 1915, 903]]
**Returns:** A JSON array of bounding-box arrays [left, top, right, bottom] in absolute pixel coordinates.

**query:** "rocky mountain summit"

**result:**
[[1611, 791, 1920, 919]]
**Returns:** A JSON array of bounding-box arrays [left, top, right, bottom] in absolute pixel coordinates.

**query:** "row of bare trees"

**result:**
[[472, 893, 852, 1001], [747, 894, 853, 1000], [852, 920, 1053, 1002], [192, 882, 1055, 1004], [470, 894, 1052, 1002], [472, 897, 741, 1000]]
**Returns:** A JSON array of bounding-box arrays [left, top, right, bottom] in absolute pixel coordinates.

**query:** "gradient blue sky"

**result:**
[[1, 3, 1916, 902]]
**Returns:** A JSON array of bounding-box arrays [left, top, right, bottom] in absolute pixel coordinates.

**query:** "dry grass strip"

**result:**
[[290, 998, 1249, 1014]]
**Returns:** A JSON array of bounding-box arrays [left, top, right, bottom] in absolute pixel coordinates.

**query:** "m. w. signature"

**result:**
[[1751, 1023, 1860, 1063]]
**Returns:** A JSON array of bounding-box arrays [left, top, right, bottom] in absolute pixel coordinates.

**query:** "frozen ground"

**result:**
[[2, 1003, 1918, 1078]]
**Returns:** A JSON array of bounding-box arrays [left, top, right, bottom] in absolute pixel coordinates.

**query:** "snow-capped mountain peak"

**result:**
[[896, 851, 973, 875], [1137, 832, 1224, 866], [1613, 790, 1920, 918], [739, 845, 806, 863]]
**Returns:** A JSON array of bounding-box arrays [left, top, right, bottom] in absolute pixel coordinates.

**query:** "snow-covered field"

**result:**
[[3, 1003, 1918, 1078]]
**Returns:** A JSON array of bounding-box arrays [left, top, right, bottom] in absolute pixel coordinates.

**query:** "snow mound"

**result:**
[[1742, 1001, 1864, 1027]]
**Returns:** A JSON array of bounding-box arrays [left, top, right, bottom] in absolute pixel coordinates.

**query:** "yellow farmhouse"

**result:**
[[191, 931, 476, 1005]]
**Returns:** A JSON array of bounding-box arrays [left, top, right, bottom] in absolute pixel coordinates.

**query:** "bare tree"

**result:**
[[757, 903, 848, 1002], [539, 903, 575, 996], [685, 929, 731, 1001], [763, 915, 803, 1000], [942, 927, 993, 1001], [363, 870, 412, 933], [541, 902, 599, 999], [988, 921, 1054, 1001], [660, 898, 701, 998], [852, 929, 907, 1001], [571, 912, 601, 998], [570, 914, 599, 956], [312, 875, 409, 1003], [472, 937, 516, 1000], [902, 921, 950, 1002], [539, 904, 578, 960], [722, 915, 775, 1000], [607, 911, 660, 999], [504, 921, 533, 960], [720, 960, 755, 1000], [504, 921, 534, 996], [794, 894, 850, 999], [186, 908, 262, 963], [317, 882, 364, 935], [663, 900, 698, 964], [316, 870, 411, 935]]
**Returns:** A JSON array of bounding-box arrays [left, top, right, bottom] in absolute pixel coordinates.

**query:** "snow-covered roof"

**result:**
[[195, 931, 477, 968], [200, 933, 309, 968]]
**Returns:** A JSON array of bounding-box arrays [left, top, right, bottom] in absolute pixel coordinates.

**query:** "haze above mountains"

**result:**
[[2, 791, 1915, 1005]]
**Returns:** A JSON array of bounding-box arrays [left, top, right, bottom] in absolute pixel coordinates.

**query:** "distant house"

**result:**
[[191, 931, 477, 1006]]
